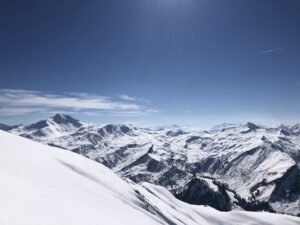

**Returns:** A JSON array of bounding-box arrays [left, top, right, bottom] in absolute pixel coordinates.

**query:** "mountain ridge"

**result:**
[[1, 114, 300, 216], [2, 130, 299, 225]]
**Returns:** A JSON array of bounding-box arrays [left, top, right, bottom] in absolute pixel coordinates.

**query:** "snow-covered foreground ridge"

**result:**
[[3, 114, 300, 215], [2, 114, 300, 215], [0, 131, 299, 225]]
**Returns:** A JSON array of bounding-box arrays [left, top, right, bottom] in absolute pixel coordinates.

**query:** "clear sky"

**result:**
[[0, 0, 300, 128]]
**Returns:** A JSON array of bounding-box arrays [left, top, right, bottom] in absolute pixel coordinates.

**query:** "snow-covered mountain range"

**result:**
[[2, 130, 300, 225], [2, 114, 300, 216]]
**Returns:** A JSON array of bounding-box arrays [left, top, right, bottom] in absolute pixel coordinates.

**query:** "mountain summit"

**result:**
[[10, 114, 84, 139], [26, 114, 82, 130], [51, 114, 82, 127]]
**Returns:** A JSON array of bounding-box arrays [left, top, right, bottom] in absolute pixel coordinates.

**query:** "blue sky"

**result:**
[[0, 0, 300, 128]]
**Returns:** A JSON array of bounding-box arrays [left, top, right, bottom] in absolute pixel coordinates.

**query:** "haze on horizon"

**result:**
[[0, 0, 300, 128]]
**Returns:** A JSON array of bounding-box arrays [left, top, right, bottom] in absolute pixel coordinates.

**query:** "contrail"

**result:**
[[261, 44, 299, 54]]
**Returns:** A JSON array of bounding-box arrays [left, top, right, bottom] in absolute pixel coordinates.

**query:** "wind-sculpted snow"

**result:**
[[1, 130, 300, 225], [2, 114, 300, 215]]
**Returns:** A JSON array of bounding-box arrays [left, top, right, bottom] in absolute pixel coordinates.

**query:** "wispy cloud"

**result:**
[[108, 109, 159, 117], [146, 109, 159, 113], [261, 44, 299, 54], [0, 107, 45, 116], [0, 89, 156, 117], [119, 94, 136, 101]]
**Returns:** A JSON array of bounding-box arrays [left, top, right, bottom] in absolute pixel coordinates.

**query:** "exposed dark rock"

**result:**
[[186, 136, 200, 144], [0, 123, 18, 131], [166, 130, 186, 137], [270, 165, 300, 203], [175, 177, 232, 211], [52, 114, 82, 127], [26, 120, 48, 130]]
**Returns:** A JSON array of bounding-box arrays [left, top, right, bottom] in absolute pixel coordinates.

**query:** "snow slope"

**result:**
[[3, 114, 300, 215], [0, 131, 160, 225], [1, 130, 300, 225]]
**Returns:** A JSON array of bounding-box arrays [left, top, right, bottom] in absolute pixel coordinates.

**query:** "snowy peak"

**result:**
[[210, 122, 260, 133], [51, 114, 82, 127], [244, 122, 260, 130], [25, 114, 82, 131], [26, 119, 48, 130], [0, 123, 19, 131], [219, 122, 261, 134], [9, 114, 83, 139], [289, 123, 300, 135], [210, 123, 240, 131], [98, 124, 132, 136], [241, 122, 261, 133]]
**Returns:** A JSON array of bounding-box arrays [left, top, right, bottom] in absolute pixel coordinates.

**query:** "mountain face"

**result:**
[[175, 176, 233, 211], [269, 164, 300, 216], [210, 123, 241, 131], [2, 114, 300, 216], [0, 123, 19, 131], [8, 113, 83, 139], [2, 131, 300, 225]]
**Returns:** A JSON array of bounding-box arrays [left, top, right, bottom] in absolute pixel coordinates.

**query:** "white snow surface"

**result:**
[[4, 115, 300, 215], [1, 130, 300, 225]]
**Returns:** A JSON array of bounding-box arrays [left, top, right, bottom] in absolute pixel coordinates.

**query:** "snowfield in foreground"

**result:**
[[0, 130, 299, 225], [3, 114, 300, 215]]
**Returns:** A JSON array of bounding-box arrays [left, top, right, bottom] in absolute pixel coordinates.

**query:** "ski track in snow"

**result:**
[[1, 130, 300, 225]]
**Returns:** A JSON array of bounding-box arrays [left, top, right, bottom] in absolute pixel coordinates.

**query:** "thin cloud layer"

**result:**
[[0, 107, 44, 116], [119, 94, 136, 101], [261, 44, 299, 54], [0, 89, 156, 117]]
